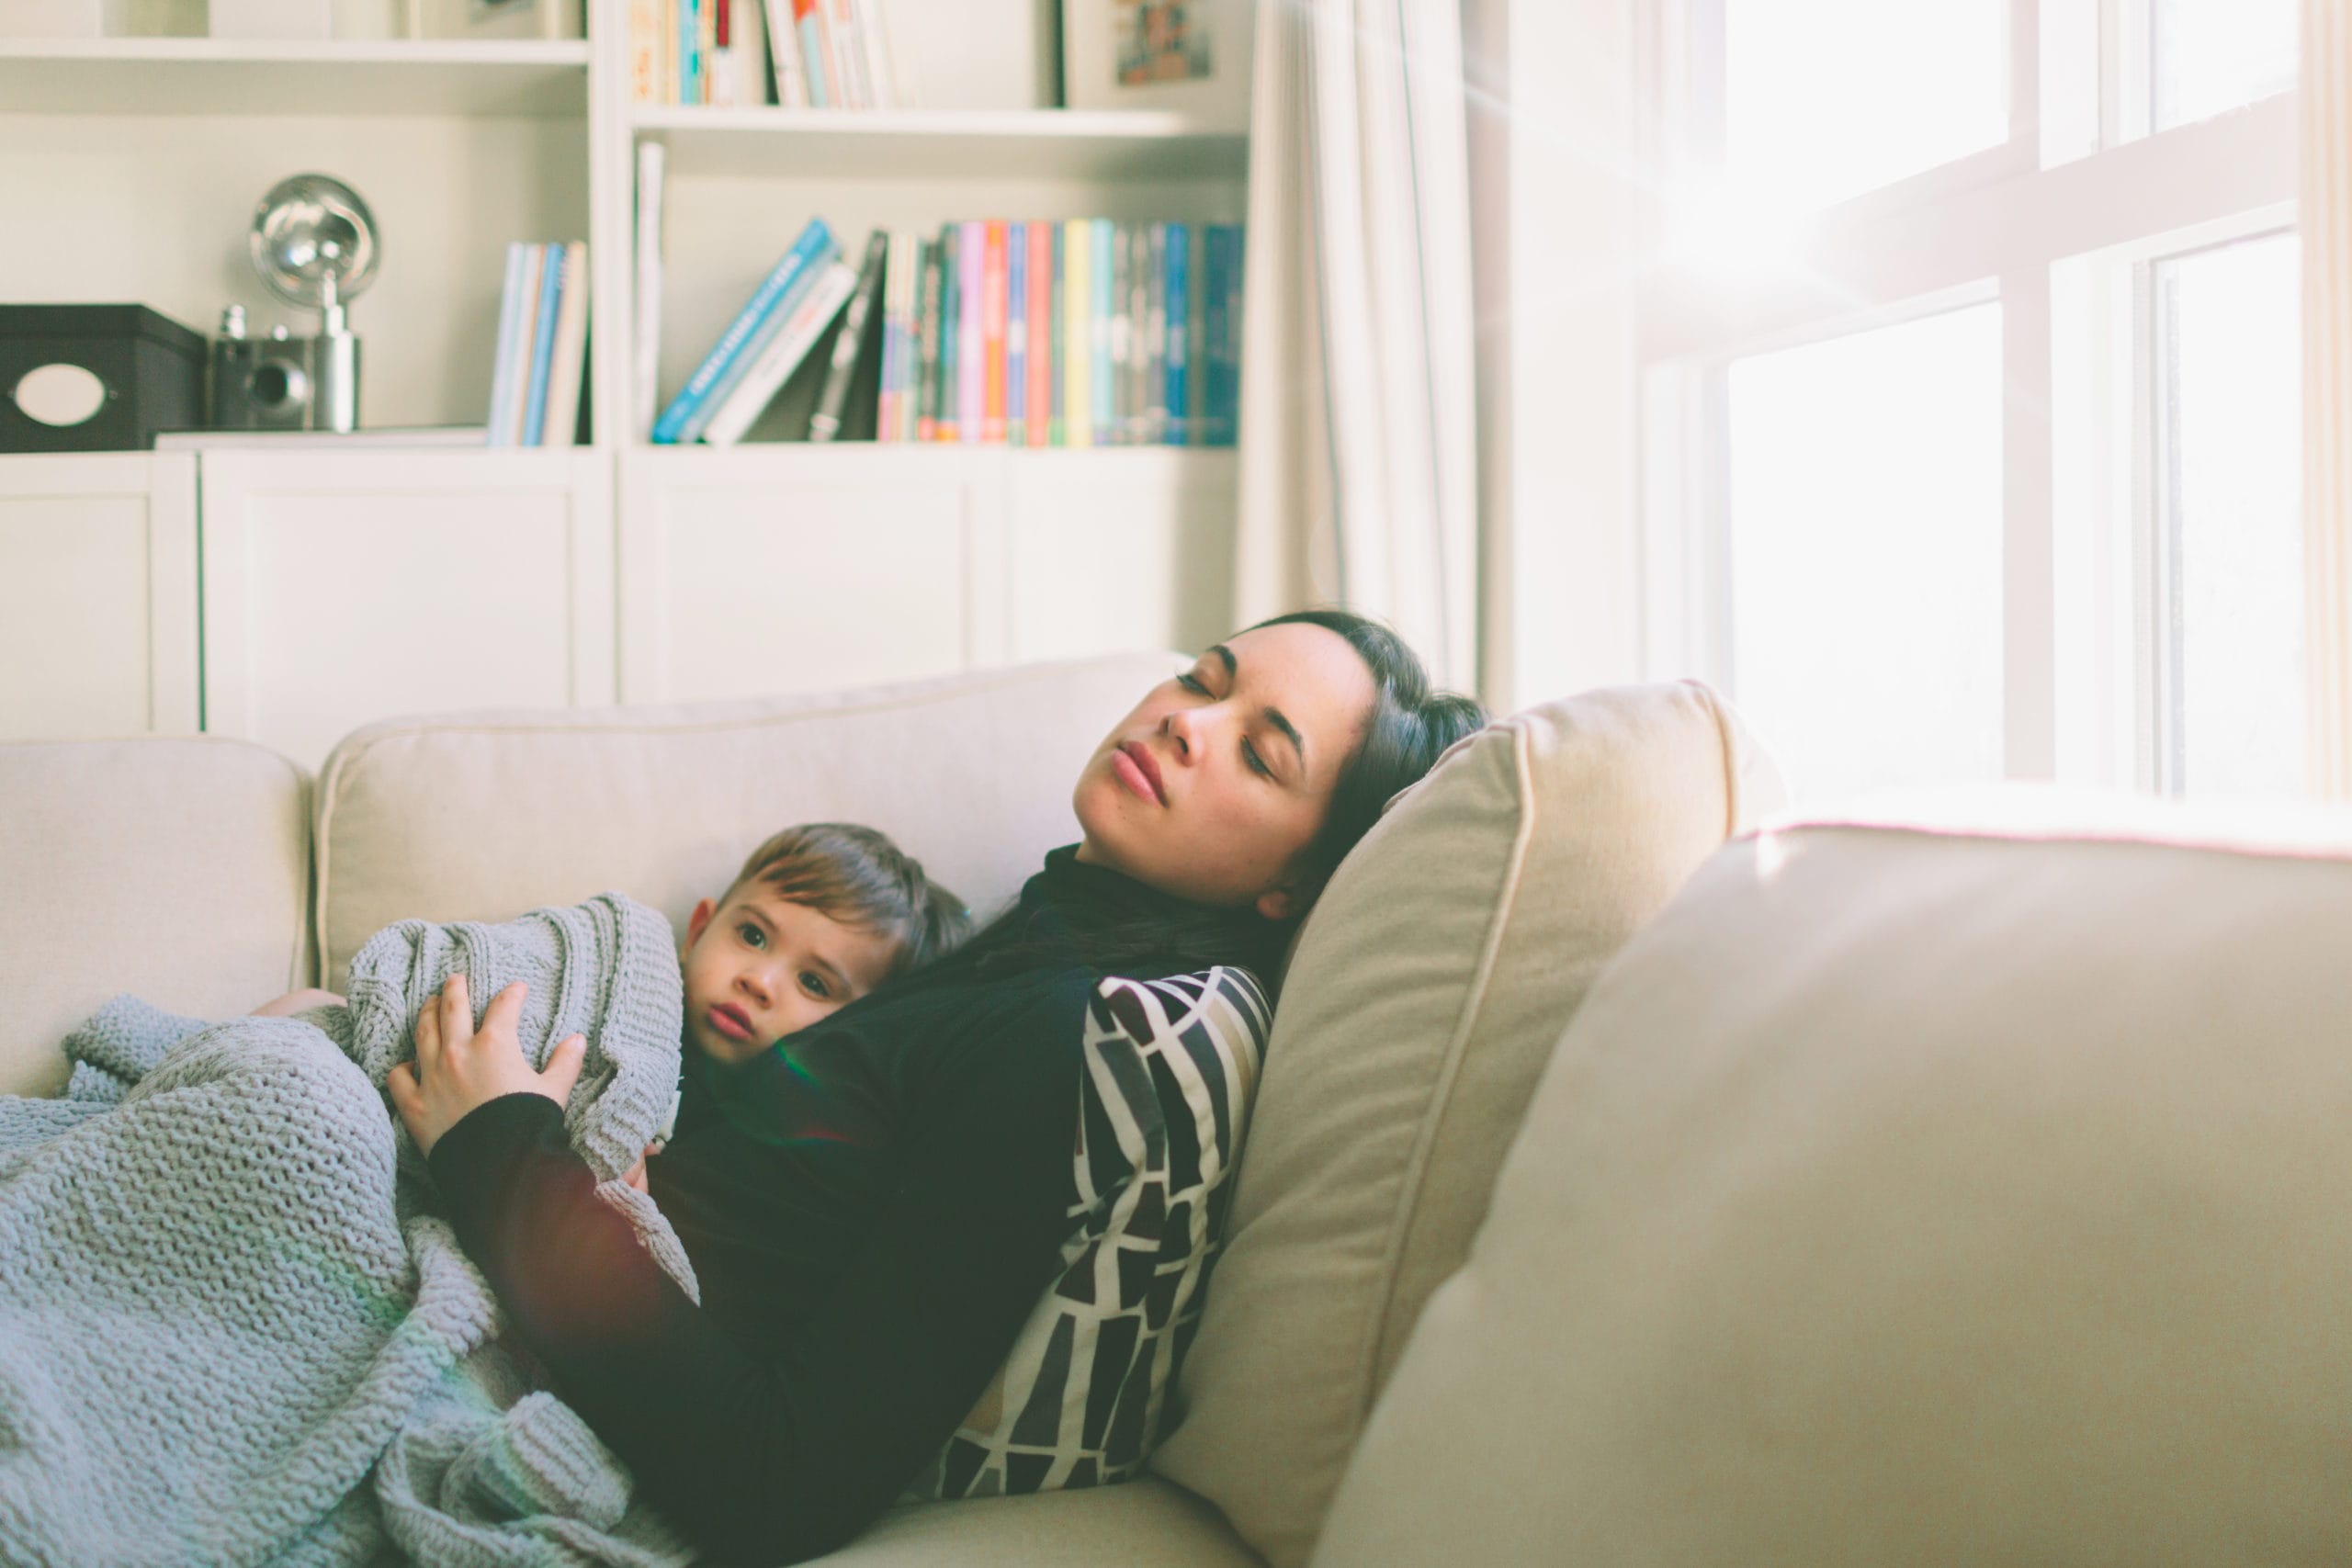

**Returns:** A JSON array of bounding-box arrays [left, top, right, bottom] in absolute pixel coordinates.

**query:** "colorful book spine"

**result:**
[[825, 0, 867, 107], [916, 237, 943, 441], [1026, 221, 1052, 448], [1007, 222, 1028, 446], [486, 241, 529, 446], [935, 224, 960, 441], [811, 229, 889, 440], [700, 259, 861, 446], [793, 0, 827, 106], [541, 239, 591, 447], [1144, 221, 1168, 445], [628, 0, 662, 101], [651, 217, 835, 444], [1046, 222, 1065, 446], [1165, 222, 1190, 446], [678, 0, 698, 105], [983, 220, 1009, 445], [1204, 223, 1240, 446], [1064, 219, 1091, 448], [876, 231, 903, 440], [958, 220, 985, 444], [1091, 219, 1115, 445], [521, 243, 563, 447], [702, 0, 725, 105], [763, 0, 805, 105]]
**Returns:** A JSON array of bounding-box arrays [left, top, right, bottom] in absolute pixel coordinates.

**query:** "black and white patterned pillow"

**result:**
[[908, 964, 1271, 1499]]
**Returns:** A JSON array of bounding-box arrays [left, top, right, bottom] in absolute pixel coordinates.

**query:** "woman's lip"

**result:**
[[1114, 745, 1165, 805], [708, 1005, 753, 1041]]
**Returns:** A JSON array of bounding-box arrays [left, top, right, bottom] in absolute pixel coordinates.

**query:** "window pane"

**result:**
[[1727, 304, 2006, 804], [2152, 0, 2297, 130], [1724, 0, 2007, 211], [2157, 231, 2303, 798]]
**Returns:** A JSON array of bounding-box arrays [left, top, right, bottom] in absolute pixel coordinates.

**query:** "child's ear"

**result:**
[[684, 897, 718, 953]]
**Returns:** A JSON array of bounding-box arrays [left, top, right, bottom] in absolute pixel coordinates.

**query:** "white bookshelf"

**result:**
[[0, 1, 1251, 739]]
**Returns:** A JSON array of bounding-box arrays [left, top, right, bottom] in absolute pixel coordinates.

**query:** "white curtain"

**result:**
[[2306, 0, 2352, 797], [1234, 0, 1481, 690]]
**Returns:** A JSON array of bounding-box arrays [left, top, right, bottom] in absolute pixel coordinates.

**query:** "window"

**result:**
[[1641, 0, 2301, 807]]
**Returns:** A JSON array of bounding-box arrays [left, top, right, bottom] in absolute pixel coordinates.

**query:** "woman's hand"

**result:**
[[388, 974, 586, 1159]]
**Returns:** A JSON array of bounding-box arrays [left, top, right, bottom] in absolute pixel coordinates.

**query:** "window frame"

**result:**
[[1634, 0, 2300, 798]]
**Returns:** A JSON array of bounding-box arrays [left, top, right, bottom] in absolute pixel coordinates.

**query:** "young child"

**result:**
[[255, 821, 970, 1183]]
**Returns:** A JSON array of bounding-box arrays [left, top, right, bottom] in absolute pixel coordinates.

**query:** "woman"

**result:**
[[391, 609, 1485, 1564]]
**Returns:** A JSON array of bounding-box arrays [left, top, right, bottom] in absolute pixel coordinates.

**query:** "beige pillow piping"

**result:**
[[1341, 718, 1543, 1425]]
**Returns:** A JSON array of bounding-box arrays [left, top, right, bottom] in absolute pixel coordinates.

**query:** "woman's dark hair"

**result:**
[[1250, 607, 1488, 900], [967, 607, 1487, 988]]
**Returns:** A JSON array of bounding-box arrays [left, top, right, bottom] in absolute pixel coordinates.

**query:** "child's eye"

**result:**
[[799, 972, 832, 999], [1176, 671, 1209, 694], [1243, 739, 1274, 779], [739, 922, 765, 949]]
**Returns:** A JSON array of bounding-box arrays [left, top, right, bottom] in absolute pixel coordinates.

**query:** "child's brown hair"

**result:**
[[724, 823, 971, 982]]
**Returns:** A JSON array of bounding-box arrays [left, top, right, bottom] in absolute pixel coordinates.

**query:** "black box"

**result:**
[[0, 305, 209, 454]]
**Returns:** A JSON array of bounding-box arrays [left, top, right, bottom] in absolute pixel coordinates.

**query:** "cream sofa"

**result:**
[[6, 654, 2349, 1567]]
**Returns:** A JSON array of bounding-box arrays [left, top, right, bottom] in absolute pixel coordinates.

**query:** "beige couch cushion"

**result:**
[[0, 737, 311, 1097], [313, 655, 1179, 987], [1313, 798, 2352, 1567], [819, 1477, 1259, 1566], [1152, 682, 1782, 1567]]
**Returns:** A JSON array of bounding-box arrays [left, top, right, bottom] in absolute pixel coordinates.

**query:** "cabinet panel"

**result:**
[[200, 450, 613, 769], [618, 446, 1005, 703], [0, 453, 198, 740], [1004, 448, 1239, 661]]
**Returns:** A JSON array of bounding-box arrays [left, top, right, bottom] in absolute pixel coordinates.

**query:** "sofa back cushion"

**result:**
[[1311, 801, 2352, 1567], [1150, 682, 1782, 1568], [312, 655, 1178, 987], [0, 738, 311, 1097]]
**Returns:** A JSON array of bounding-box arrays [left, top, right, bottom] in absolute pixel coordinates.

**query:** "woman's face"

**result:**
[[1073, 621, 1377, 917]]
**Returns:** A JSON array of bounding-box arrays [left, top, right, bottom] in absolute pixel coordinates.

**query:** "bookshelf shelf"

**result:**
[[0, 39, 589, 117], [629, 107, 1250, 183]]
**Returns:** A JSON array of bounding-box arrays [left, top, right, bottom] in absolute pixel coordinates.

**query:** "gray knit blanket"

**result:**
[[0, 895, 701, 1568]]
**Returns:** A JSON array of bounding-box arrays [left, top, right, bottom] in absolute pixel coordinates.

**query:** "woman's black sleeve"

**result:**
[[425, 1010, 1081, 1566]]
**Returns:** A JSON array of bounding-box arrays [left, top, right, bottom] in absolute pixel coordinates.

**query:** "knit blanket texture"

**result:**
[[0, 894, 699, 1568]]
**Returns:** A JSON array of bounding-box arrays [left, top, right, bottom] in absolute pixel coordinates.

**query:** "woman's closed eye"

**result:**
[[1176, 671, 1210, 695]]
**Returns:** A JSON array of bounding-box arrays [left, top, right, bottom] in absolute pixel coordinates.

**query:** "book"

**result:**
[[708, 0, 735, 107], [1091, 219, 1114, 446], [916, 236, 943, 441], [1063, 218, 1091, 448], [485, 241, 531, 446], [763, 0, 807, 105], [680, 0, 699, 105], [632, 141, 666, 442], [521, 243, 565, 446], [825, 0, 868, 107], [650, 216, 835, 444], [926, 223, 945, 442], [1165, 222, 1189, 446], [1026, 220, 1051, 447], [1143, 221, 1167, 445], [1047, 221, 1065, 446], [793, 0, 827, 106], [981, 220, 1007, 444], [540, 240, 591, 447], [957, 219, 984, 444], [1204, 223, 1240, 446], [628, 0, 662, 101], [875, 231, 902, 439], [1006, 220, 1025, 447], [811, 229, 888, 441], [675, 254, 827, 443], [699, 259, 859, 446], [858, 0, 899, 107], [1106, 223, 1130, 445]]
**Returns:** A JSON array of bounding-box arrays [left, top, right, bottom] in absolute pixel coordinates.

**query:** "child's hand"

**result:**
[[388, 975, 585, 1159]]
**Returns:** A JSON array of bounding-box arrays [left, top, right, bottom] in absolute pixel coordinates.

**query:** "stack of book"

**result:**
[[486, 240, 591, 448], [628, 0, 900, 107], [650, 214, 1245, 448]]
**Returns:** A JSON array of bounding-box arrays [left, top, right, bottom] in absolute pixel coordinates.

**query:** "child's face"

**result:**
[[680, 885, 902, 1065]]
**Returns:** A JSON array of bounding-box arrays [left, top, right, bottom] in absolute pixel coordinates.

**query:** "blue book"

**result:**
[[798, 9, 829, 107], [652, 218, 836, 444], [1165, 223, 1189, 446], [1091, 218, 1114, 440], [680, 0, 698, 105], [675, 254, 831, 443], [521, 243, 564, 448], [1048, 222, 1065, 445], [1204, 224, 1240, 447], [1007, 220, 1026, 446]]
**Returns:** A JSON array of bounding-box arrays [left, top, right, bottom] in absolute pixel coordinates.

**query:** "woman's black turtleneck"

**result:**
[[425, 847, 1272, 1567]]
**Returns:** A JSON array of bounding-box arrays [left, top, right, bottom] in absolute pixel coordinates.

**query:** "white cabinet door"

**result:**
[[1003, 448, 1240, 661], [0, 453, 199, 740], [617, 446, 1006, 704], [199, 449, 615, 770]]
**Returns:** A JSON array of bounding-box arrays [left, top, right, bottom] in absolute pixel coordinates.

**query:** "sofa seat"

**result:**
[[820, 1479, 1261, 1567]]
